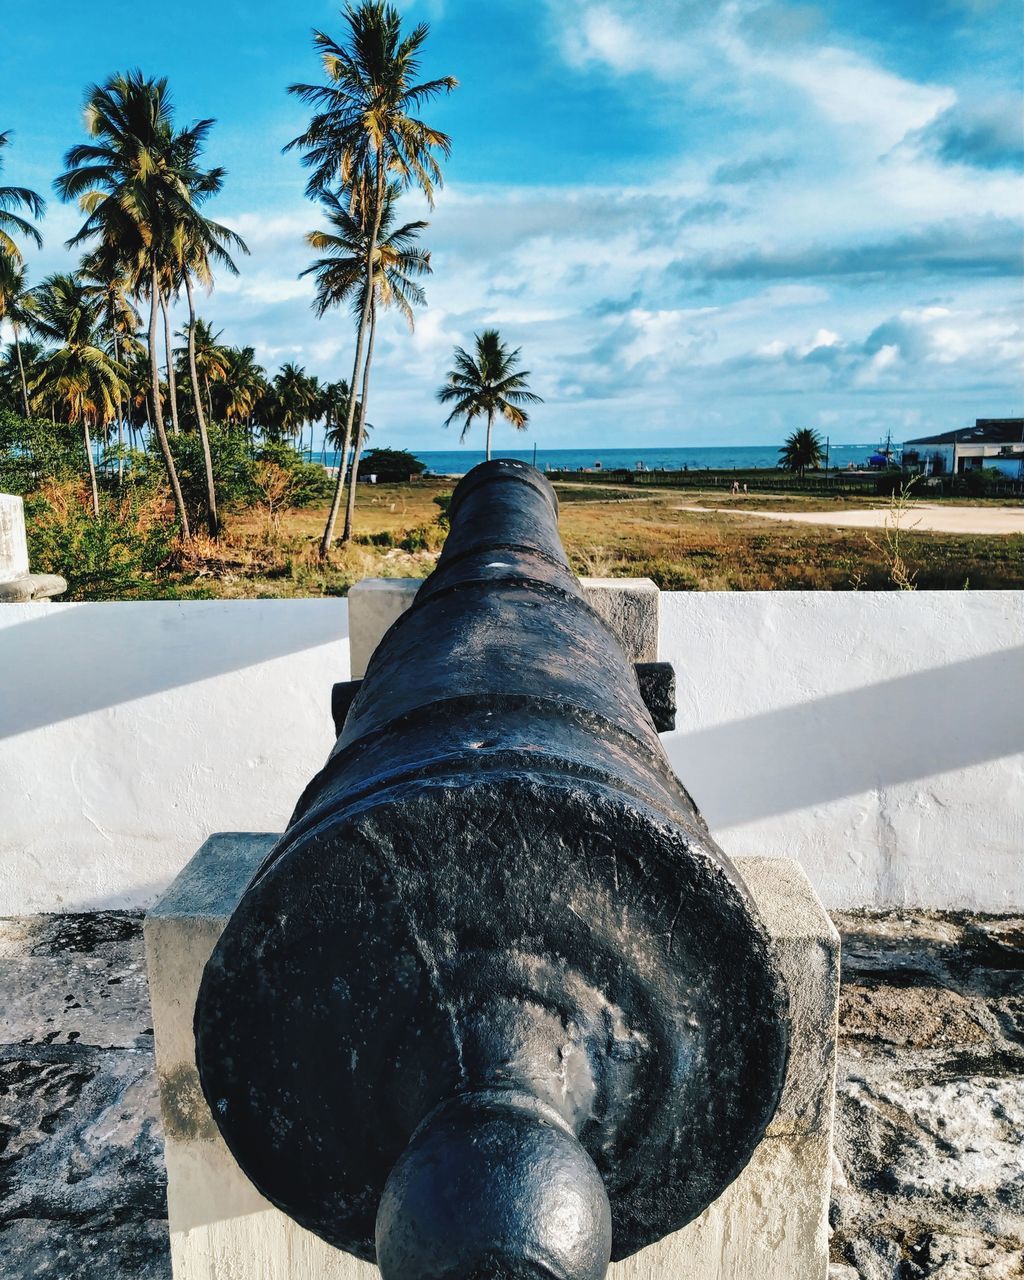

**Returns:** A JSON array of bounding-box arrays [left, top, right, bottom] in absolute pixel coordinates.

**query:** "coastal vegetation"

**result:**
[[0, 3, 1019, 603], [0, 2, 463, 564]]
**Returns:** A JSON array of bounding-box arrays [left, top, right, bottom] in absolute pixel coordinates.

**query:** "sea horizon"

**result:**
[[322, 441, 888, 478]]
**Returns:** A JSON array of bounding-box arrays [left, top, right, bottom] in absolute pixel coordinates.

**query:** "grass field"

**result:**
[[181, 478, 1024, 597]]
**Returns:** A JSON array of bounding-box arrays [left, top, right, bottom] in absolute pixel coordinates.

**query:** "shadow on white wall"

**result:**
[[666, 644, 1024, 828], [0, 600, 350, 741]]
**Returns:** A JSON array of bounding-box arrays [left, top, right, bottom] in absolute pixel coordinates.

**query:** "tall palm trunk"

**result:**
[[83, 416, 100, 517], [185, 274, 219, 537], [204, 373, 213, 421], [319, 162, 386, 560], [148, 265, 191, 538], [112, 331, 124, 490], [13, 323, 30, 418], [485, 408, 494, 462], [161, 293, 180, 436], [342, 302, 377, 544]]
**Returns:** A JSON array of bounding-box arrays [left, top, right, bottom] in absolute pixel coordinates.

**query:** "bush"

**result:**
[[962, 467, 1007, 497], [359, 447, 426, 483], [136, 432, 334, 528], [874, 469, 907, 497], [24, 480, 205, 600], [433, 493, 452, 529], [0, 409, 83, 494], [254, 441, 334, 507], [398, 523, 445, 553]]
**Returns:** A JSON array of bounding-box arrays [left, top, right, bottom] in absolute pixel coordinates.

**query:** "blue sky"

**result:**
[[2, 0, 1022, 450]]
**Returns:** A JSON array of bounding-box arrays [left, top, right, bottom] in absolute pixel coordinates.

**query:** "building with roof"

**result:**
[[902, 418, 1024, 479]]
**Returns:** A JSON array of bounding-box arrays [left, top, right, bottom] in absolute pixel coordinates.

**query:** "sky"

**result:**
[[2, 0, 1022, 451]]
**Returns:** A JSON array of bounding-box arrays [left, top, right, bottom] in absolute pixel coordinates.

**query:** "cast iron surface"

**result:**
[[195, 459, 789, 1279]]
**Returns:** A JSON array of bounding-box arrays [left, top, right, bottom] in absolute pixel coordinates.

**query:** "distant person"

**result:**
[[731, 480, 740, 495], [743, 483, 748, 495]]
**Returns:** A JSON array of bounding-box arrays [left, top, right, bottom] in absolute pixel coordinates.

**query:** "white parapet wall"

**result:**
[[659, 591, 1023, 911], [0, 590, 1020, 914], [0, 599, 348, 914]]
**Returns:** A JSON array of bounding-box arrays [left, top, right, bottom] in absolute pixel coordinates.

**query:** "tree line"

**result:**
[[0, 2, 543, 556]]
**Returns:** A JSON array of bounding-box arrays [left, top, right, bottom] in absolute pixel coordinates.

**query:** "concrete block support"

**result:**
[[146, 836, 837, 1280], [347, 575, 660, 678], [0, 492, 66, 601]]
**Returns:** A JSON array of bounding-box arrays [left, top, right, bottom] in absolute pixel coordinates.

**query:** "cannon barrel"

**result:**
[[196, 459, 788, 1280]]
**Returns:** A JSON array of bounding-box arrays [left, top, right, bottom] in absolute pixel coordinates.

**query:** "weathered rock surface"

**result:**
[[0, 914, 168, 1279], [830, 911, 1024, 1280], [0, 909, 1020, 1279]]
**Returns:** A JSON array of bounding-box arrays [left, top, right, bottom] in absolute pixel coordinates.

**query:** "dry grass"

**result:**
[[117, 477, 1024, 597]]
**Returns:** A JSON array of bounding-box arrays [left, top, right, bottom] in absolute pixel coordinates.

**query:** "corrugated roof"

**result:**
[[904, 418, 1024, 447]]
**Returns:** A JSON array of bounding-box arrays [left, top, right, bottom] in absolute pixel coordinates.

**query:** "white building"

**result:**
[[903, 418, 1024, 479]]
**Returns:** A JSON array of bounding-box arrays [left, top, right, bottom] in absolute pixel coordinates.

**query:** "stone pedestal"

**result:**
[[146, 835, 838, 1280], [347, 576, 660, 678], [0, 493, 66, 602]]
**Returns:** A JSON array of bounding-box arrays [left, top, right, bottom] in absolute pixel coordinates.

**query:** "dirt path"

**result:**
[[676, 503, 1024, 535]]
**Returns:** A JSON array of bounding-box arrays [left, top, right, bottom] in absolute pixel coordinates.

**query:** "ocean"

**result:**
[[324, 443, 882, 477]]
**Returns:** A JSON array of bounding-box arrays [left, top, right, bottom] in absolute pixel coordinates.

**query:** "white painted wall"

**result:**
[[0, 592, 1020, 914], [0, 600, 347, 913], [660, 592, 1023, 911]]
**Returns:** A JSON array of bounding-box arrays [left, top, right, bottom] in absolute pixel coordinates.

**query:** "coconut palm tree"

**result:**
[[779, 428, 824, 477], [0, 336, 46, 416], [437, 330, 542, 461], [81, 248, 140, 485], [303, 182, 431, 541], [57, 72, 229, 539], [0, 131, 45, 263], [179, 317, 230, 423], [268, 362, 317, 446], [216, 346, 267, 431], [287, 0, 456, 557], [0, 257, 38, 416], [168, 162, 248, 535], [29, 273, 126, 515]]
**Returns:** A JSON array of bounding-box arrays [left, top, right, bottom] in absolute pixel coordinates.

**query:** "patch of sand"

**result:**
[[676, 503, 1024, 535]]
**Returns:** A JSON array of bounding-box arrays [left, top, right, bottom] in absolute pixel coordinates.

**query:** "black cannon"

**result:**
[[196, 459, 788, 1280]]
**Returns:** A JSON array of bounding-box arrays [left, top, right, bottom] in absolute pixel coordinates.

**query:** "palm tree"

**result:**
[[217, 346, 267, 430], [168, 142, 248, 535], [0, 336, 46, 416], [29, 272, 125, 515], [287, 0, 456, 557], [57, 72, 226, 539], [180, 317, 230, 422], [779, 428, 824, 477], [81, 248, 140, 485], [0, 131, 45, 264], [0, 257, 38, 416], [269, 362, 317, 446], [437, 330, 542, 461], [303, 182, 431, 541]]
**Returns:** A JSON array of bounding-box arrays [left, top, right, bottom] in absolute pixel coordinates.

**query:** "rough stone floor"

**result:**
[[0, 912, 1020, 1280]]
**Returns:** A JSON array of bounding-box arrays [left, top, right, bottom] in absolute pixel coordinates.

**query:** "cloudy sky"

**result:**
[[3, 0, 1022, 449]]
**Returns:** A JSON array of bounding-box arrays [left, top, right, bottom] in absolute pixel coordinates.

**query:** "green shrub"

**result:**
[[25, 480, 207, 600], [0, 409, 83, 494], [433, 493, 452, 529], [398, 523, 445, 553], [874, 469, 907, 497], [962, 467, 1007, 496], [360, 447, 427, 483]]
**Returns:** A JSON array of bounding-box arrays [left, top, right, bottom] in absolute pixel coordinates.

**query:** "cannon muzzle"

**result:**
[[195, 460, 788, 1279]]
